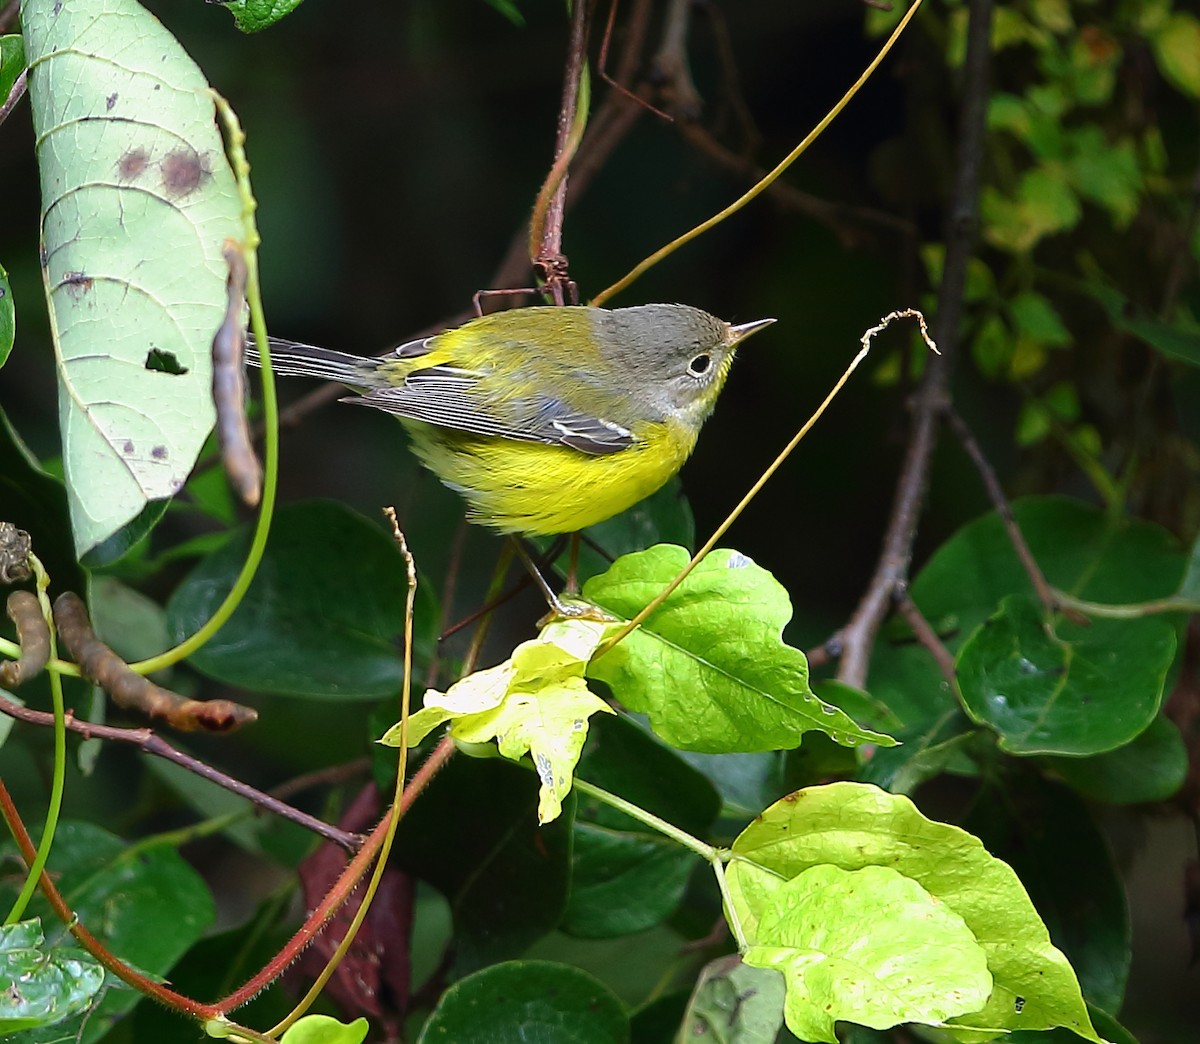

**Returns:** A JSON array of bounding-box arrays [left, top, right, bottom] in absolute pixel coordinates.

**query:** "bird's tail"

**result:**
[[245, 337, 377, 387]]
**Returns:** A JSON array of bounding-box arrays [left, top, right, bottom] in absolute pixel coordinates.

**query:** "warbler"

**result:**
[[253, 304, 774, 535]]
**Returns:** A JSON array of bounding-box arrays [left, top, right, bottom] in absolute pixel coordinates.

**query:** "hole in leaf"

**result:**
[[145, 348, 188, 375]]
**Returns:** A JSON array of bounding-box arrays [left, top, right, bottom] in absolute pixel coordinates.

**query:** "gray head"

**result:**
[[590, 304, 775, 423]]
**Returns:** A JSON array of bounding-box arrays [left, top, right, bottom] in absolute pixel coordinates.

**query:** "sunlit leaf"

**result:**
[[584, 545, 893, 753], [739, 863, 992, 1042], [727, 783, 1104, 1042], [382, 618, 616, 823], [219, 0, 308, 34]]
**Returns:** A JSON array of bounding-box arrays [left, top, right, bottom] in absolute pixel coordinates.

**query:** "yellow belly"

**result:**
[[404, 419, 695, 535]]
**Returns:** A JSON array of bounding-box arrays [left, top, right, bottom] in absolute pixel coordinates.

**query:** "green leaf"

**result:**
[[220, 0, 308, 33], [856, 710, 979, 794], [383, 618, 615, 823], [868, 496, 1184, 730], [0, 260, 11, 371], [275, 1014, 369, 1044], [167, 501, 436, 698], [0, 821, 215, 1042], [0, 920, 104, 1033], [965, 778, 1129, 1014], [739, 863, 992, 1043], [678, 956, 785, 1043], [1010, 291, 1071, 347], [0, 33, 23, 101], [565, 714, 719, 938], [728, 783, 1103, 1042], [390, 756, 572, 973], [417, 960, 628, 1043], [956, 593, 1176, 756], [22, 0, 243, 557], [583, 545, 893, 753], [1040, 713, 1187, 804], [1065, 132, 1141, 226], [1150, 12, 1200, 97], [1119, 316, 1200, 366]]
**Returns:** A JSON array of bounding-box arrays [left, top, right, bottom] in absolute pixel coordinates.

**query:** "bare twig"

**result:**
[[0, 67, 25, 129], [834, 0, 994, 689], [0, 698, 358, 849], [943, 407, 1085, 623], [651, 0, 702, 120], [529, 0, 591, 303], [894, 591, 957, 688], [0, 0, 19, 32]]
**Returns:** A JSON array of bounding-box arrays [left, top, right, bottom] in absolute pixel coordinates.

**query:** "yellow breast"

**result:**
[[403, 419, 697, 535]]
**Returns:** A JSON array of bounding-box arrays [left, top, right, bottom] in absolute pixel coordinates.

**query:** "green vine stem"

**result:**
[[3, 554, 66, 926], [129, 93, 277, 677], [572, 776, 717, 861]]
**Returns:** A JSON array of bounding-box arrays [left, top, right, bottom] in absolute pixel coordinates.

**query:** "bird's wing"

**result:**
[[344, 364, 637, 457]]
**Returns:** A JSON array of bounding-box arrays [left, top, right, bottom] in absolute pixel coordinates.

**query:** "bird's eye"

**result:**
[[688, 353, 712, 376]]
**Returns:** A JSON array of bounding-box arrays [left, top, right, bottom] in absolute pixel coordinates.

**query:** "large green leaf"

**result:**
[[868, 496, 1185, 731], [565, 715, 720, 938], [0, 820, 214, 1043], [1041, 713, 1187, 804], [167, 500, 436, 698], [417, 960, 629, 1043], [727, 783, 1102, 1042], [22, 0, 243, 557], [956, 594, 1176, 756], [0, 259, 13, 370], [584, 545, 893, 753]]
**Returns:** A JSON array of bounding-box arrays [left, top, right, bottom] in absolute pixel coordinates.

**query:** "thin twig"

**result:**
[[894, 591, 957, 688], [0, 699, 358, 850], [834, 0, 994, 689], [943, 406, 1082, 622], [0, 68, 24, 128], [0, 0, 19, 32]]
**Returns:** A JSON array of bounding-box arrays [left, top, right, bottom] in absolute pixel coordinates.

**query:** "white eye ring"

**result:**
[[688, 353, 712, 377]]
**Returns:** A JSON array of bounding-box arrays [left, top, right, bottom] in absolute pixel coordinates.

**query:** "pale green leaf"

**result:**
[[739, 863, 992, 1042], [727, 783, 1104, 1042], [584, 546, 893, 753], [381, 619, 616, 823], [22, 0, 243, 557]]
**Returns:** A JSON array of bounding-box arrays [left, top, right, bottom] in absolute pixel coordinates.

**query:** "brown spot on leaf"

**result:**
[[122, 441, 134, 455], [118, 147, 150, 181], [106, 92, 118, 111], [62, 272, 93, 298], [151, 445, 167, 460], [160, 148, 210, 198]]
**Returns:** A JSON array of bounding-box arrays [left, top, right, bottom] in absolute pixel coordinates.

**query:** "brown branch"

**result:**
[[834, 0, 994, 689], [942, 406, 1085, 623], [214, 734, 456, 1014], [0, 67, 25, 129], [1, 590, 48, 687], [0, 776, 223, 1022], [0, 698, 359, 850], [894, 591, 957, 688], [651, 0, 702, 120], [54, 592, 257, 733], [528, 0, 591, 303]]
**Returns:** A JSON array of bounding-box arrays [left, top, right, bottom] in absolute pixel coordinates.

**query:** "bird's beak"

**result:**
[[727, 317, 777, 344]]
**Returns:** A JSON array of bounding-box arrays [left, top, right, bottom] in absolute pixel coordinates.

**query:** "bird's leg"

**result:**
[[511, 537, 612, 623], [565, 533, 582, 595]]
